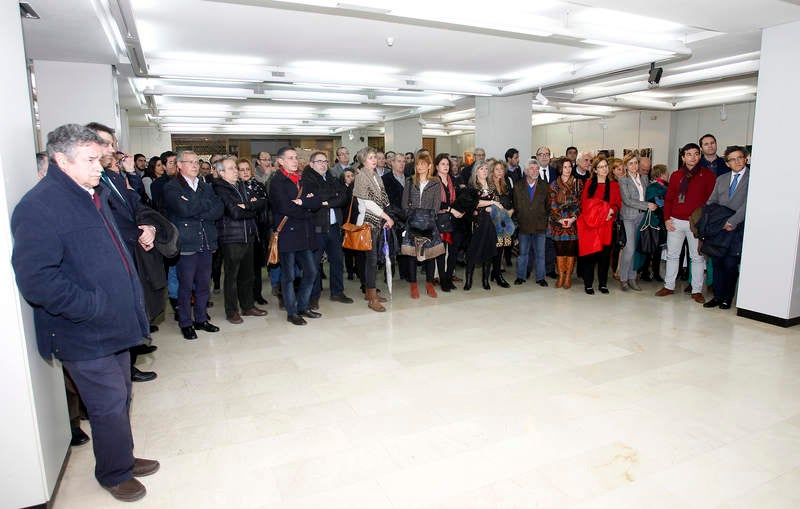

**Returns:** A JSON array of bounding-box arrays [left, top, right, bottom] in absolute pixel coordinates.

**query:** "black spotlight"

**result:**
[[648, 62, 663, 86]]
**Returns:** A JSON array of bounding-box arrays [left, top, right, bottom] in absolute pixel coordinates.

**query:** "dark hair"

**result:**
[[587, 174, 611, 202], [85, 122, 115, 137], [723, 145, 747, 159], [434, 153, 450, 170], [145, 156, 164, 179], [309, 151, 326, 164], [566, 146, 578, 155], [405, 151, 414, 158], [504, 148, 519, 161], [682, 142, 701, 154], [699, 133, 717, 145], [134, 153, 146, 161], [160, 150, 176, 165], [275, 146, 295, 159], [557, 157, 573, 173]]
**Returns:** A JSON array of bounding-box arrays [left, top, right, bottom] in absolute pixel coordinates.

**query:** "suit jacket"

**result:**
[[618, 174, 651, 220], [538, 164, 557, 185], [382, 171, 407, 209], [706, 169, 749, 228], [269, 170, 322, 252], [11, 164, 149, 361], [513, 178, 550, 234], [301, 168, 347, 232]]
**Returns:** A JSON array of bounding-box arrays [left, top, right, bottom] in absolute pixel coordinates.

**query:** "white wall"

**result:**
[[476, 93, 533, 162], [737, 22, 800, 321], [127, 125, 173, 157], [671, 102, 756, 169], [1, 5, 70, 507], [34, 60, 117, 141], [384, 119, 421, 156]]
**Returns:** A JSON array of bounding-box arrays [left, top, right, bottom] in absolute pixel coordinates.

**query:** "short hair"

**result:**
[[275, 146, 296, 160], [134, 153, 146, 161], [536, 146, 551, 157], [385, 150, 396, 159], [699, 133, 717, 145], [527, 158, 540, 167], [473, 147, 486, 155], [651, 164, 668, 180], [85, 122, 115, 137], [504, 148, 519, 161], [335, 146, 348, 162], [566, 146, 578, 155], [308, 151, 326, 164], [405, 151, 414, 158], [176, 150, 197, 163], [682, 142, 701, 155], [355, 146, 377, 171], [160, 150, 176, 165], [46, 123, 104, 160], [622, 152, 639, 169], [36, 152, 48, 171], [236, 157, 252, 169], [723, 145, 747, 160], [257, 151, 271, 159]]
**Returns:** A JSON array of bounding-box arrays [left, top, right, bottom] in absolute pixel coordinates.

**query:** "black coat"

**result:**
[[301, 168, 347, 232], [269, 171, 322, 252], [164, 175, 224, 252], [213, 179, 262, 244], [382, 172, 406, 210]]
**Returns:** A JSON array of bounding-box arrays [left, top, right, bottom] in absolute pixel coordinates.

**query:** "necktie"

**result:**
[[541, 169, 547, 182], [729, 172, 740, 198], [93, 193, 131, 275]]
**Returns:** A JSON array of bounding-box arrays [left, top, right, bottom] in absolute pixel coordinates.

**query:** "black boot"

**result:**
[[482, 263, 491, 290], [492, 257, 510, 288], [463, 263, 474, 290], [169, 297, 178, 321]]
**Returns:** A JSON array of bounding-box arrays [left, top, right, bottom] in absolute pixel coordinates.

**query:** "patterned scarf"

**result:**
[[678, 165, 700, 202]]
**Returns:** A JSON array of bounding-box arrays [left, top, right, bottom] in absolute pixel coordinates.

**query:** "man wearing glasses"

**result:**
[[702, 146, 750, 310], [302, 151, 354, 307], [164, 150, 224, 339], [330, 146, 351, 179], [535, 146, 558, 278], [254, 151, 273, 186]]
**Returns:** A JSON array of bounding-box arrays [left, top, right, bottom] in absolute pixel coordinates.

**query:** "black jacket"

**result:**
[[301, 168, 347, 233], [213, 179, 263, 244], [269, 171, 321, 252], [164, 175, 224, 253], [382, 172, 406, 210]]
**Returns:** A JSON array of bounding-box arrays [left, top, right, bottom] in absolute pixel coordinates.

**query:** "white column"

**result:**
[[1, 4, 70, 507], [34, 60, 119, 140], [384, 118, 422, 155], [475, 93, 533, 162], [737, 20, 800, 326]]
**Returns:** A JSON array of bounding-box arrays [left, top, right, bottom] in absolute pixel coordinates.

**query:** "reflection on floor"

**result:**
[[54, 270, 800, 509]]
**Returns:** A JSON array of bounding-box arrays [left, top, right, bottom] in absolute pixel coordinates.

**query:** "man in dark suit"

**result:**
[[383, 152, 409, 280], [703, 146, 750, 310], [535, 146, 558, 278], [12, 124, 159, 502], [302, 150, 353, 307], [269, 147, 323, 325]]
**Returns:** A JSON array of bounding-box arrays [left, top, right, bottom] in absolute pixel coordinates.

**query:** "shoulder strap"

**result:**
[[276, 185, 303, 233], [345, 194, 356, 224]]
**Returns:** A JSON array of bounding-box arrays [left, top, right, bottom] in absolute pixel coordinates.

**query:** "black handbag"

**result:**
[[407, 208, 436, 235], [637, 210, 661, 254], [614, 217, 627, 248], [436, 212, 453, 233]]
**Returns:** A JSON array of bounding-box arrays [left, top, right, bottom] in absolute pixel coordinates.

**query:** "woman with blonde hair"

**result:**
[[352, 147, 394, 311], [618, 153, 657, 291], [489, 160, 514, 288]]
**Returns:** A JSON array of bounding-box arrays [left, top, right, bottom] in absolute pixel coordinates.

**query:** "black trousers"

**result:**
[[581, 244, 612, 289], [222, 242, 255, 315], [407, 257, 435, 283]]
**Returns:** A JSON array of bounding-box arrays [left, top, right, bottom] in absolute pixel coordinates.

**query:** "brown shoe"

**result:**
[[103, 477, 146, 502], [226, 312, 243, 324], [242, 307, 267, 317], [132, 458, 160, 477], [366, 288, 385, 312], [691, 292, 706, 304], [655, 287, 674, 297]]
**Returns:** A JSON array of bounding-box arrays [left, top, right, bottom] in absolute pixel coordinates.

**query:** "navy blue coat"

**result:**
[[269, 171, 321, 253], [11, 164, 149, 361], [213, 178, 262, 244], [164, 175, 224, 252]]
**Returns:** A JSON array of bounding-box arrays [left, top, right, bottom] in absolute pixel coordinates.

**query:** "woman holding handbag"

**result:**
[[434, 153, 464, 292], [402, 153, 445, 298], [548, 158, 582, 289], [618, 153, 657, 291], [352, 147, 394, 312]]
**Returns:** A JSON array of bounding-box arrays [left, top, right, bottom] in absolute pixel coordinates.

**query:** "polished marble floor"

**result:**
[[54, 268, 800, 508]]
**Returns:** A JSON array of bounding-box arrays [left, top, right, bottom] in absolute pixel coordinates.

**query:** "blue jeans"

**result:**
[[63, 351, 134, 487], [279, 249, 317, 316], [517, 233, 546, 281], [167, 264, 178, 299], [312, 225, 345, 300]]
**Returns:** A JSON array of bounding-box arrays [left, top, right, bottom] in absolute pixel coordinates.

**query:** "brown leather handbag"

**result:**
[[341, 195, 372, 251], [268, 185, 302, 264]]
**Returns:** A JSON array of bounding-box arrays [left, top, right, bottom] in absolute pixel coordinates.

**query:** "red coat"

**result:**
[[577, 181, 621, 256]]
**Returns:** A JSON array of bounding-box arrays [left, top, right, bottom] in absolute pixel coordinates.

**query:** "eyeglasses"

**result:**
[[726, 156, 745, 162], [536, 152, 550, 157], [181, 160, 200, 165], [312, 159, 328, 164]]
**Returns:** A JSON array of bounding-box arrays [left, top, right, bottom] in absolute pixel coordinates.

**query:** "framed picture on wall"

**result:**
[[598, 149, 615, 158], [623, 148, 653, 160]]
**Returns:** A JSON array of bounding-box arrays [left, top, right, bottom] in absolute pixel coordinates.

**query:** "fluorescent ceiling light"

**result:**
[[156, 52, 267, 66], [572, 8, 684, 33], [582, 39, 675, 56], [290, 61, 401, 75], [416, 71, 495, 82], [159, 76, 264, 84], [501, 63, 572, 80], [670, 52, 761, 73]]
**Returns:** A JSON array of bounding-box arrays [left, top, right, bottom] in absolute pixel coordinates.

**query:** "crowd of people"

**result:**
[[13, 123, 749, 502]]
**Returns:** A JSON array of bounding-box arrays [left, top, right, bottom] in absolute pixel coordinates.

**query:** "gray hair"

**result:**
[[353, 146, 376, 171], [468, 160, 491, 189], [176, 150, 197, 163], [46, 124, 105, 160], [216, 155, 236, 173], [528, 158, 540, 167]]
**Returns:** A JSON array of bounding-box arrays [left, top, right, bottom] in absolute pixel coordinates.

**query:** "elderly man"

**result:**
[[573, 151, 592, 181], [164, 150, 224, 339], [253, 151, 273, 185], [656, 143, 717, 302], [512, 158, 551, 286], [269, 147, 323, 325], [12, 124, 159, 502], [638, 156, 652, 178], [330, 146, 351, 179], [535, 146, 556, 184], [702, 146, 750, 310]]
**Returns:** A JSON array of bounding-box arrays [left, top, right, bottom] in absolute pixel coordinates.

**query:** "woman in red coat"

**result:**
[[577, 158, 621, 294]]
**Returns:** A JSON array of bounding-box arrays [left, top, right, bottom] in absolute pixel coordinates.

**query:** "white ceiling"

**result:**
[[19, 0, 800, 137]]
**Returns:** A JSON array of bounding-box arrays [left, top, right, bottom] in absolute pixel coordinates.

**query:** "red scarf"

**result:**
[[281, 167, 301, 186]]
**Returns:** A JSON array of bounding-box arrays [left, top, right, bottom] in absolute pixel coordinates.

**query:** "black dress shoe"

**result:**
[[71, 427, 90, 447], [287, 314, 307, 325], [193, 321, 220, 332], [514, 278, 526, 285], [585, 288, 595, 295], [149, 324, 159, 333], [536, 280, 549, 287], [255, 296, 269, 305], [180, 326, 197, 340], [300, 309, 321, 319], [131, 344, 157, 355], [719, 301, 732, 310], [330, 293, 354, 303], [206, 300, 214, 308], [131, 367, 157, 383], [308, 299, 320, 310], [599, 286, 609, 294], [703, 298, 721, 308]]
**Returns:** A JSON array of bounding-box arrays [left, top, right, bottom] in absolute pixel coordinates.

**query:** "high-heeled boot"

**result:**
[[463, 262, 474, 290], [482, 262, 491, 290], [491, 256, 510, 288], [555, 256, 566, 288], [563, 256, 576, 289]]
